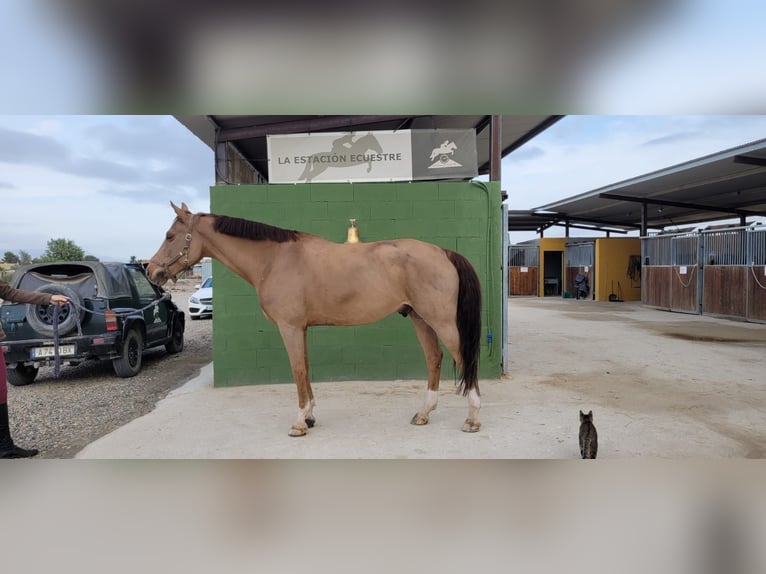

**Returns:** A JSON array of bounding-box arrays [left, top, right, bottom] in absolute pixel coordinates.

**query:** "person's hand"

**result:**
[[50, 294, 70, 305]]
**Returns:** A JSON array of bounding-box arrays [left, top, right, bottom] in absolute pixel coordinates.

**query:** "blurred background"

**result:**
[[1, 0, 764, 113]]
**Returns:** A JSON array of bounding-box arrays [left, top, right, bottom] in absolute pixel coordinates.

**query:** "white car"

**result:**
[[188, 276, 213, 320]]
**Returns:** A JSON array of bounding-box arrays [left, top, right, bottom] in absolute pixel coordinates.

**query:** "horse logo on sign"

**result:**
[[428, 140, 462, 169]]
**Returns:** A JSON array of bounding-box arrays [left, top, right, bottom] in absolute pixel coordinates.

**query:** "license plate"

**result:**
[[32, 345, 75, 359]]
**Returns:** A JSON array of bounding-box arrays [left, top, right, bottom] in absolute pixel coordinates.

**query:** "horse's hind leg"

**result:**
[[409, 312, 443, 426], [427, 318, 481, 433], [277, 324, 316, 437]]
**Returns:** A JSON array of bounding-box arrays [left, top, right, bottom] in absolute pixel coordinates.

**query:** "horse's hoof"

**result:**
[[306, 417, 316, 428], [288, 427, 308, 437], [461, 420, 481, 433], [410, 413, 429, 426]]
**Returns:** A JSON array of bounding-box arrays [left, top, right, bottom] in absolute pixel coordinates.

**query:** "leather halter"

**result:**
[[150, 213, 198, 279]]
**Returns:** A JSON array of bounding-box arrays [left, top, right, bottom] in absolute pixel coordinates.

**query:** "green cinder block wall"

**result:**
[[210, 181, 503, 387]]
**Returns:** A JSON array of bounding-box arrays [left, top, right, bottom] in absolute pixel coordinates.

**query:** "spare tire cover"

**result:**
[[25, 284, 82, 337]]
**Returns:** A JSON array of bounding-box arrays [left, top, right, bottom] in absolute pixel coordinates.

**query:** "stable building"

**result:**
[[508, 138, 766, 322], [509, 236, 641, 301]]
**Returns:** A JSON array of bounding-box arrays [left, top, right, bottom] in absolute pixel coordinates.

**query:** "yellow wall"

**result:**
[[594, 238, 642, 301], [538, 238, 566, 296]]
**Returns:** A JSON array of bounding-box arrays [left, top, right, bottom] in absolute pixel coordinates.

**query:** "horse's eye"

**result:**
[[166, 233, 174, 240]]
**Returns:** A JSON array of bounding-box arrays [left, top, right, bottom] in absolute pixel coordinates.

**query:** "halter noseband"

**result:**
[[150, 213, 198, 280]]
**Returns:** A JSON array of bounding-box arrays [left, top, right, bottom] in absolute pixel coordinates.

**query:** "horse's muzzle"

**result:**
[[146, 265, 168, 286]]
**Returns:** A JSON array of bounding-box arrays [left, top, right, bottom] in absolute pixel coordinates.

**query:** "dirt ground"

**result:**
[[76, 295, 766, 459], [506, 297, 766, 458]]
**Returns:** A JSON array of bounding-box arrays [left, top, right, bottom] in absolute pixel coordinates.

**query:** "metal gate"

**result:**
[[748, 227, 766, 322], [565, 241, 594, 298], [641, 232, 700, 313], [670, 232, 700, 314], [643, 227, 766, 322], [701, 228, 747, 318], [508, 245, 539, 296]]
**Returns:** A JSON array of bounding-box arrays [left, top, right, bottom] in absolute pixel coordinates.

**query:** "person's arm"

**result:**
[[0, 282, 67, 305]]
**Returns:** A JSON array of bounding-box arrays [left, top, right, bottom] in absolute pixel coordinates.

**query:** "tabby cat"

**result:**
[[579, 410, 598, 459]]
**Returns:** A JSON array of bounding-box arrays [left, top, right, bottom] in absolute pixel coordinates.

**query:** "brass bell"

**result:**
[[345, 218, 360, 243]]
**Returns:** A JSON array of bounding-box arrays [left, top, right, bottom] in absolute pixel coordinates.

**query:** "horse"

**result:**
[[298, 133, 383, 182], [430, 140, 457, 161], [147, 202, 482, 437]]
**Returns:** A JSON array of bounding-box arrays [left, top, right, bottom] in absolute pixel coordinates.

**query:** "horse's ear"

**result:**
[[171, 201, 189, 220]]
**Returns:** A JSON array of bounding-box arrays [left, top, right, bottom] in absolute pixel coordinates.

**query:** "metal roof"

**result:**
[[512, 138, 766, 234], [177, 115, 562, 182]]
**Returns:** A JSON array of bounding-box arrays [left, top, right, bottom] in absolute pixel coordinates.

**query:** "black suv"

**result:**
[[0, 261, 185, 385]]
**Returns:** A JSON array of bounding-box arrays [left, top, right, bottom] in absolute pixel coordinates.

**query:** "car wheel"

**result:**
[[26, 284, 82, 337], [112, 328, 143, 378], [165, 315, 185, 355], [6, 363, 39, 386]]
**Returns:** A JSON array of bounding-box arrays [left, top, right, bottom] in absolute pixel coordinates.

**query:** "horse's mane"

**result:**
[[213, 215, 300, 243]]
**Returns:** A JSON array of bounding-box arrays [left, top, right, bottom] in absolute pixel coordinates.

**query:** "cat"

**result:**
[[579, 410, 598, 459]]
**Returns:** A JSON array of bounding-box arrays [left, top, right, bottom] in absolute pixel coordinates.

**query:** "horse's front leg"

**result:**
[[277, 324, 316, 437]]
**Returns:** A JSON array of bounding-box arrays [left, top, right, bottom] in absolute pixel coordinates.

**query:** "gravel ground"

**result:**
[[5, 278, 212, 458]]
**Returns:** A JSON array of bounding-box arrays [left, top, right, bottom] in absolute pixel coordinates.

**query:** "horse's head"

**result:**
[[146, 202, 204, 286]]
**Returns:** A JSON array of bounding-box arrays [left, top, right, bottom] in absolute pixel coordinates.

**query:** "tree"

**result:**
[[83, 255, 100, 261], [18, 250, 32, 265], [129, 255, 138, 264], [2, 251, 19, 264], [40, 238, 85, 262]]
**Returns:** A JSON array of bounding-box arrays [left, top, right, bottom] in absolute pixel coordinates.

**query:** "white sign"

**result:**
[[268, 131, 411, 183], [267, 129, 477, 183], [679, 266, 687, 274], [520, 266, 528, 273], [584, 266, 589, 272]]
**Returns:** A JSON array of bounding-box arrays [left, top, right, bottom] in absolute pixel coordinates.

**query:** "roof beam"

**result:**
[[544, 212, 640, 230], [598, 192, 766, 218], [733, 155, 766, 167], [508, 212, 639, 231], [216, 115, 416, 142], [559, 222, 628, 234]]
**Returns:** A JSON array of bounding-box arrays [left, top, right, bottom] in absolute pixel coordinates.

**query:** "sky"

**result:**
[[1, 114, 765, 261], [0, 115, 213, 261]]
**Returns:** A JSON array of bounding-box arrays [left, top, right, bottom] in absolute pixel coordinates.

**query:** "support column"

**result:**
[[490, 115, 502, 182], [215, 141, 230, 184], [641, 203, 648, 236]]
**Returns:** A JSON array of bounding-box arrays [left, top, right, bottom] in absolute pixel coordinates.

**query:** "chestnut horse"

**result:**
[[147, 202, 482, 437]]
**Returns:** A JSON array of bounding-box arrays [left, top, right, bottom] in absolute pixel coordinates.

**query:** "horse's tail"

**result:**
[[445, 250, 481, 397]]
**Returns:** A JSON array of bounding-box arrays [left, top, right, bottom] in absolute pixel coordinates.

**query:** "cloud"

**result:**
[[506, 145, 545, 163], [641, 132, 700, 147], [0, 181, 15, 189], [0, 126, 71, 166], [0, 118, 213, 197]]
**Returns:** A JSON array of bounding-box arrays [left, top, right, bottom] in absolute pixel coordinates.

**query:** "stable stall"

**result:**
[[508, 236, 640, 301], [702, 226, 766, 322], [565, 240, 594, 299], [642, 225, 766, 322], [508, 244, 538, 296], [641, 231, 700, 313]]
